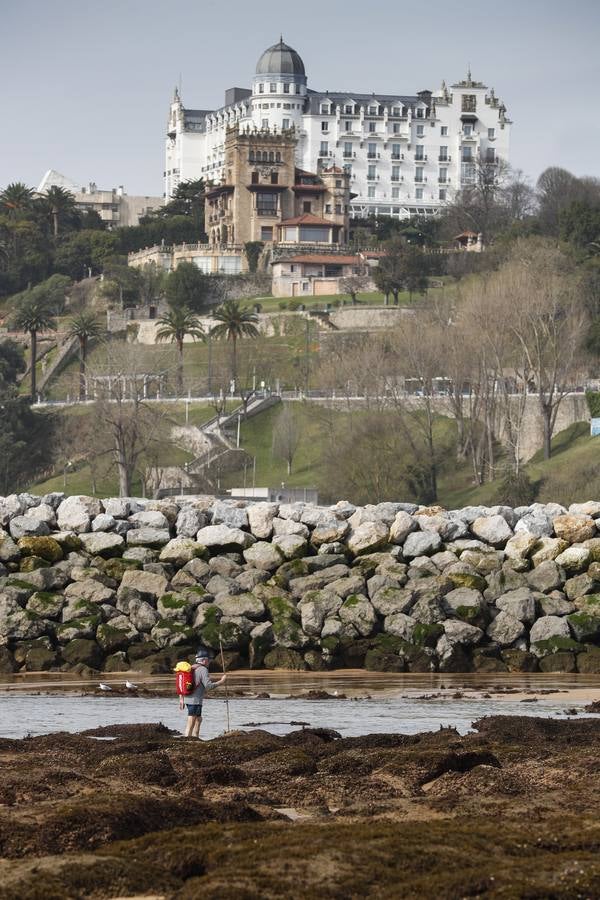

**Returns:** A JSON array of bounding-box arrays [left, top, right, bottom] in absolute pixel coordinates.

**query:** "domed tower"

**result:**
[[251, 38, 307, 133]]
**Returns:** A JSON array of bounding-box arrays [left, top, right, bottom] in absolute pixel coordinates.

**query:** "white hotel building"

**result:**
[[165, 39, 511, 220]]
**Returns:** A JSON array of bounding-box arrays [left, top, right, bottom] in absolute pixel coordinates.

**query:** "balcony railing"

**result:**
[[438, 154, 451, 162], [391, 153, 404, 160], [414, 154, 428, 162], [256, 208, 278, 216], [367, 152, 379, 159]]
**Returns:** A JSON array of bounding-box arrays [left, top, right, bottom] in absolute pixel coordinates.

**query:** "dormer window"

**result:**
[[345, 104, 353, 114], [392, 107, 401, 116], [368, 105, 377, 115], [416, 108, 425, 118], [320, 103, 330, 114]]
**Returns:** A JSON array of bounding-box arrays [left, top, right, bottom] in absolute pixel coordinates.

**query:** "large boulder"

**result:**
[[470, 515, 513, 548], [496, 588, 536, 623], [61, 639, 103, 669], [347, 521, 389, 556], [385, 612, 416, 642], [196, 524, 255, 550], [79, 532, 125, 557], [128, 598, 160, 632], [213, 593, 266, 620], [403, 531, 443, 559], [567, 611, 600, 643], [442, 587, 484, 623], [64, 578, 116, 606], [243, 541, 284, 571], [526, 560, 563, 593], [263, 647, 307, 670], [116, 569, 169, 613], [9, 516, 50, 539], [338, 595, 378, 637], [529, 615, 571, 656], [211, 500, 249, 530], [311, 518, 349, 546], [17, 536, 63, 563], [442, 619, 483, 646], [553, 514, 596, 544], [126, 527, 172, 549], [0, 597, 48, 643], [129, 509, 170, 530], [156, 593, 190, 623], [371, 586, 415, 617], [389, 511, 418, 545], [486, 610, 525, 647], [530, 537, 569, 567], [299, 589, 342, 637], [0, 530, 21, 563], [26, 591, 65, 620], [0, 495, 24, 526], [159, 538, 206, 566], [57, 496, 102, 533], [504, 532, 538, 562], [245, 502, 277, 539], [555, 547, 590, 573]]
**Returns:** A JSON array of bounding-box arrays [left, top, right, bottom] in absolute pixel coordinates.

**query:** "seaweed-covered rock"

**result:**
[[442, 587, 484, 623], [263, 647, 307, 670], [96, 617, 139, 653], [61, 638, 103, 668]]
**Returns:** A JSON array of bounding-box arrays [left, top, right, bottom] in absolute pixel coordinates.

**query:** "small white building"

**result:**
[[165, 39, 511, 221]]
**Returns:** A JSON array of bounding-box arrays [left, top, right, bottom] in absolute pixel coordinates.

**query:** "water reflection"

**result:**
[[1, 671, 598, 741]]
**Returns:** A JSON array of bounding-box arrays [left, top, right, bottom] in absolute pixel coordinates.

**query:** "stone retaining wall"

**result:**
[[2, 493, 600, 675]]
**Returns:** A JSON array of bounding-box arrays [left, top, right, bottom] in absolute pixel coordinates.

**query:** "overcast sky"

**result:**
[[1, 0, 599, 197]]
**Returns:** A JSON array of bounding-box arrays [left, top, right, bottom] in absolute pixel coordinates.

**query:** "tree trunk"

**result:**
[[177, 339, 184, 396], [231, 335, 237, 384], [52, 210, 58, 239], [79, 336, 86, 401], [287, 459, 292, 475], [542, 408, 552, 460], [30, 329, 37, 399], [115, 431, 131, 497]]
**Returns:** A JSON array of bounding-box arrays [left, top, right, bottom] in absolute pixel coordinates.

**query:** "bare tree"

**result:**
[[339, 274, 371, 304], [272, 405, 302, 475], [87, 344, 173, 496], [504, 240, 588, 459]]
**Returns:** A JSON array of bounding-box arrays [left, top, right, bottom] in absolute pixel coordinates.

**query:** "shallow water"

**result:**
[[1, 672, 598, 740]]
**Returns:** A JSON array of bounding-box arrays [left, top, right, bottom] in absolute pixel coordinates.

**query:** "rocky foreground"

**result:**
[[2, 493, 600, 674], [0, 716, 599, 898]]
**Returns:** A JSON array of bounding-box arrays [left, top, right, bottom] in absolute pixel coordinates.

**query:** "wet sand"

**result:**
[[1, 715, 600, 898]]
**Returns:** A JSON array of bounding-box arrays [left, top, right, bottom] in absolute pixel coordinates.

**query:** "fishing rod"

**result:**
[[219, 635, 231, 733]]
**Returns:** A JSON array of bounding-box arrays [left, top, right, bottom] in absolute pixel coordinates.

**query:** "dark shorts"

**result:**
[[186, 703, 203, 717]]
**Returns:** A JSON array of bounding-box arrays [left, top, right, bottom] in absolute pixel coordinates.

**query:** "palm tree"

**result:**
[[11, 293, 56, 399], [156, 306, 204, 396], [0, 182, 34, 218], [41, 186, 78, 238], [66, 312, 104, 401], [210, 299, 259, 385]]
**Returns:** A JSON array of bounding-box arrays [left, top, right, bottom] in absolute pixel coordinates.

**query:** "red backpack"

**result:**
[[174, 662, 195, 696]]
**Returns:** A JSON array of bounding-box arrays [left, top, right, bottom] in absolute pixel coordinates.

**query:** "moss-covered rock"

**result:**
[[566, 612, 600, 643], [263, 647, 307, 670], [100, 557, 142, 581], [531, 636, 583, 657], [18, 536, 63, 563], [96, 621, 138, 653], [151, 619, 195, 649], [411, 622, 444, 648], [25, 645, 59, 671], [472, 648, 508, 673], [127, 641, 160, 662], [447, 571, 487, 592], [26, 590, 64, 620], [0, 646, 16, 673], [56, 616, 100, 643], [19, 555, 51, 572], [576, 646, 600, 674], [103, 651, 129, 672], [61, 639, 104, 669], [501, 649, 538, 672], [364, 633, 406, 672], [539, 651, 577, 673]]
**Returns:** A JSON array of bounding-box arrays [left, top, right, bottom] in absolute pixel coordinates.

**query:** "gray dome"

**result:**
[[255, 39, 305, 77]]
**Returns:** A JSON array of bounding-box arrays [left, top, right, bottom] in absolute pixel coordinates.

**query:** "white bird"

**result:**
[[98, 683, 112, 692], [124, 681, 138, 690]]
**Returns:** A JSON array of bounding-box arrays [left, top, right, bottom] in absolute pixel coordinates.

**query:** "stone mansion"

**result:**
[[165, 38, 511, 220]]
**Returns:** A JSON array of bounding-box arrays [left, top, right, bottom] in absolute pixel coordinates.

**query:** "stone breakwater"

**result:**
[[2, 493, 600, 675]]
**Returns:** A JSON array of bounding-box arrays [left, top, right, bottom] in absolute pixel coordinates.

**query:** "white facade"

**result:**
[[38, 170, 162, 227], [165, 40, 511, 220]]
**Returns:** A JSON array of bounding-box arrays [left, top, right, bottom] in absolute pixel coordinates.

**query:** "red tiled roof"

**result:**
[[454, 230, 478, 239], [279, 213, 338, 226], [275, 254, 362, 265]]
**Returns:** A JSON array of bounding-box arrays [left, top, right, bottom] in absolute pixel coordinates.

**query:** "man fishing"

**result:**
[[181, 647, 227, 739]]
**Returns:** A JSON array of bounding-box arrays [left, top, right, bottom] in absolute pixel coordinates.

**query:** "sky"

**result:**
[[1, 0, 599, 197]]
